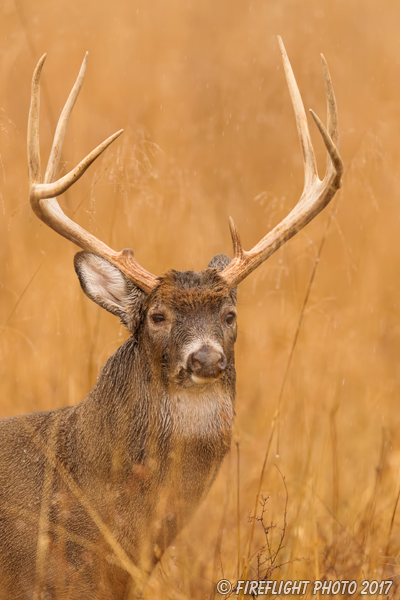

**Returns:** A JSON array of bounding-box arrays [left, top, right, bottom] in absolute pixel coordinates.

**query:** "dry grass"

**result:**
[[1, 0, 400, 596]]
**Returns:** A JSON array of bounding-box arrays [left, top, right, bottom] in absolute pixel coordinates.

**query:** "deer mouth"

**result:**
[[172, 367, 224, 387], [190, 373, 222, 385]]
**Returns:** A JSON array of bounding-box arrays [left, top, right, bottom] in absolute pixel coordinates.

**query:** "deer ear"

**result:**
[[207, 253, 231, 271], [207, 253, 237, 304], [74, 252, 147, 333]]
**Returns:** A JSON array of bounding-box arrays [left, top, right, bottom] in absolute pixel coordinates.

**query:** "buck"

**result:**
[[0, 38, 342, 599]]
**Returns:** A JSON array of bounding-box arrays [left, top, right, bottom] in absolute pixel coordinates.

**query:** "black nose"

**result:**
[[187, 344, 227, 379]]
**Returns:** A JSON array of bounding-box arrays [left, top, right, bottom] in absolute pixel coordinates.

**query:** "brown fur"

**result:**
[[0, 257, 237, 599]]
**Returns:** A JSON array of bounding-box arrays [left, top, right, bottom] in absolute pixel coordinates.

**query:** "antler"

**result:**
[[28, 53, 159, 294], [220, 37, 344, 288]]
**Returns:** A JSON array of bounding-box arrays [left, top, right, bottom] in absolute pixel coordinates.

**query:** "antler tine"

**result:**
[[278, 35, 318, 192], [220, 38, 344, 289], [44, 53, 88, 184], [309, 109, 342, 174], [321, 54, 338, 148], [28, 54, 46, 186], [31, 130, 125, 201], [28, 55, 159, 294]]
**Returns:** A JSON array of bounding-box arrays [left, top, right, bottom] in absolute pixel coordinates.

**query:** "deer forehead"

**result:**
[[146, 270, 234, 313]]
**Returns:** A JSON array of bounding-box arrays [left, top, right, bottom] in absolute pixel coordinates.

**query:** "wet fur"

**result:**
[[0, 256, 237, 599]]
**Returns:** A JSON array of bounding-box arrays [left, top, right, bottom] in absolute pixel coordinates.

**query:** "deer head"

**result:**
[[75, 250, 238, 394]]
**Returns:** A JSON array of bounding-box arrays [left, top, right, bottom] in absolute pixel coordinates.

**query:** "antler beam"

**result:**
[[28, 53, 159, 294], [220, 36, 344, 288]]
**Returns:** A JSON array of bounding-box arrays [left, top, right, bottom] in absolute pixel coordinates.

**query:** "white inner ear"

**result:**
[[78, 254, 128, 312]]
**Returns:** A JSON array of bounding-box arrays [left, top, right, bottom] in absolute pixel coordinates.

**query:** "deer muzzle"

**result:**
[[187, 344, 227, 382]]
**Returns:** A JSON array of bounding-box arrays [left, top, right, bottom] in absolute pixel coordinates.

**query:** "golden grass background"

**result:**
[[1, 0, 400, 596]]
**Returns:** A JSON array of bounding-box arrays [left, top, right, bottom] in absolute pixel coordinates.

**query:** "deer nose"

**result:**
[[187, 344, 227, 380]]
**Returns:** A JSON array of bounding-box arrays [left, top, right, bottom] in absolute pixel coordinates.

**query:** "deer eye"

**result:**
[[225, 312, 236, 326], [151, 313, 166, 324]]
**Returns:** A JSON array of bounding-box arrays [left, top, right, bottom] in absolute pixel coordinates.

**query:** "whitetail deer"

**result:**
[[0, 38, 343, 599]]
